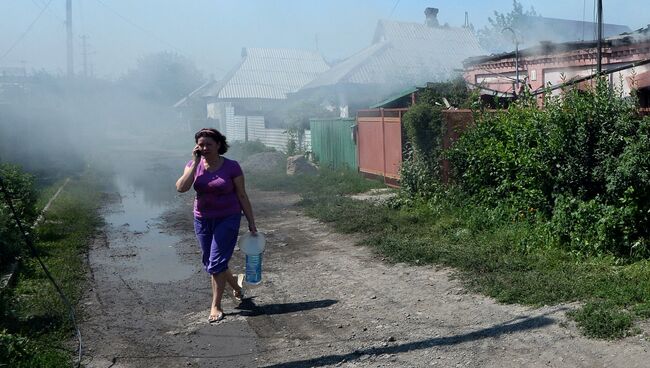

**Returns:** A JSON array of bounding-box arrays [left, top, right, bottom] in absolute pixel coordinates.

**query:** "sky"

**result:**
[[0, 0, 647, 79]]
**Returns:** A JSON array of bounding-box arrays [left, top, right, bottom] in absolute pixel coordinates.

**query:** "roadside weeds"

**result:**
[[248, 168, 650, 340], [1, 172, 104, 367]]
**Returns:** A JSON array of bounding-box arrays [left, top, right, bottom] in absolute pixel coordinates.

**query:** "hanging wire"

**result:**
[[0, 0, 54, 63], [388, 0, 401, 19], [93, 0, 183, 54]]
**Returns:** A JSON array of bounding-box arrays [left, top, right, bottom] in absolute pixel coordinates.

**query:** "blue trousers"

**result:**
[[193, 214, 241, 274]]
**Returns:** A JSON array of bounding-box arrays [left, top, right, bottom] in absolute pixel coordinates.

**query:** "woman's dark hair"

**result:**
[[194, 128, 229, 154]]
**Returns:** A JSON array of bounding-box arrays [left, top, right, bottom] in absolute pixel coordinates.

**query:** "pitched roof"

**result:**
[[465, 24, 650, 66], [173, 79, 213, 108], [516, 15, 631, 45], [204, 48, 330, 100], [301, 20, 485, 91]]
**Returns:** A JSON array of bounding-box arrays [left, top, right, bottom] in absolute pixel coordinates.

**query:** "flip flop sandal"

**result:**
[[208, 312, 224, 323], [233, 287, 245, 302]]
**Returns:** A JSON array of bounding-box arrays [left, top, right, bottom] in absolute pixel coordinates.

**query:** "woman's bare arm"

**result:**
[[233, 175, 257, 234], [176, 161, 198, 192]]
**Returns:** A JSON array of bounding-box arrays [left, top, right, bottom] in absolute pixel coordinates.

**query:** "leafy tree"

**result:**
[[120, 51, 204, 105], [477, 0, 538, 53]]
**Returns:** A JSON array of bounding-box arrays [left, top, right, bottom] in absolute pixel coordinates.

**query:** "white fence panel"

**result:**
[[247, 116, 266, 142], [227, 115, 246, 142], [263, 128, 288, 152], [223, 111, 312, 153]]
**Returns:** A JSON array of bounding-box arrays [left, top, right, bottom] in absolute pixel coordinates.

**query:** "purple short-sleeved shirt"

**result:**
[[187, 157, 243, 219]]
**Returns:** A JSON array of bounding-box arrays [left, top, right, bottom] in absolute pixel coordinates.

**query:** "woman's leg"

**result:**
[[210, 271, 228, 320], [224, 269, 243, 300]]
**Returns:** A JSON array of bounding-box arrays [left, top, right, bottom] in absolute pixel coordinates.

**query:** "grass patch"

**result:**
[[570, 301, 634, 339], [248, 170, 650, 339], [0, 172, 103, 367]]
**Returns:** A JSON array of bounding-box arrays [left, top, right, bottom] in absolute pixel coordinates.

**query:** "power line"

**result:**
[[93, 0, 184, 54], [0, 0, 54, 63], [388, 0, 401, 18], [30, 0, 65, 23]]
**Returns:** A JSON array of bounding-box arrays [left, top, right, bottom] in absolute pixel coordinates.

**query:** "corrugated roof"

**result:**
[[204, 48, 330, 100], [465, 24, 650, 66], [301, 20, 485, 91], [516, 15, 631, 45], [370, 86, 419, 108]]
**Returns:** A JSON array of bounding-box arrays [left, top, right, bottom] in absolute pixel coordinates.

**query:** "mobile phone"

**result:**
[[195, 149, 202, 157]]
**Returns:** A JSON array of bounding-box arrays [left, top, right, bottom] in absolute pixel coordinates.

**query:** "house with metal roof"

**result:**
[[293, 8, 485, 117], [481, 15, 631, 54], [176, 47, 329, 148], [463, 24, 650, 108]]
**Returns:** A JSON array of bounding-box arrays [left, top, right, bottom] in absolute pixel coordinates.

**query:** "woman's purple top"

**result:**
[[187, 157, 243, 219]]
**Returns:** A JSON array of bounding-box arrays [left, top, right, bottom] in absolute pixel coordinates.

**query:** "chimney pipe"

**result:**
[[425, 7, 439, 28]]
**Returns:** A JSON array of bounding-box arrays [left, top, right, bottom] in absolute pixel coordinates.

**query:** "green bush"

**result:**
[[400, 104, 444, 199], [0, 164, 38, 269], [447, 101, 552, 214], [448, 80, 650, 258], [402, 104, 443, 160], [398, 148, 441, 201], [0, 330, 34, 367]]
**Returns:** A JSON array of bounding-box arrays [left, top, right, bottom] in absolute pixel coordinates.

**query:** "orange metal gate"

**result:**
[[356, 108, 406, 186]]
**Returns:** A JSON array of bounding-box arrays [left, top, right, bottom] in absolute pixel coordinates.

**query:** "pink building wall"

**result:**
[[464, 40, 650, 104]]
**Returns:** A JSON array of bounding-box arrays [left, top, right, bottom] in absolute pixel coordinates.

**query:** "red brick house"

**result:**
[[463, 25, 650, 108]]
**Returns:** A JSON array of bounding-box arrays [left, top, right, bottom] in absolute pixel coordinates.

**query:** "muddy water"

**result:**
[[103, 150, 196, 283]]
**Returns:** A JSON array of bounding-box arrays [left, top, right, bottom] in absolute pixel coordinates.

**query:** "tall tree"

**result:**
[[120, 51, 204, 105], [477, 0, 538, 53]]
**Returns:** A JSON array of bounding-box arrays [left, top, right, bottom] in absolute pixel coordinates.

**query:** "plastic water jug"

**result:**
[[239, 232, 265, 285]]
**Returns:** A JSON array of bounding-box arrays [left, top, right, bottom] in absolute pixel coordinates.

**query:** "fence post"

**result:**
[[381, 108, 387, 185]]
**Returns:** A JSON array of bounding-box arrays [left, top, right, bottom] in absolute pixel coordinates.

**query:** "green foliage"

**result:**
[[285, 127, 306, 156], [249, 167, 382, 197], [249, 156, 650, 339], [448, 100, 552, 214], [399, 103, 445, 200], [0, 164, 38, 269], [120, 51, 204, 105], [570, 301, 634, 339], [402, 104, 443, 159], [1, 173, 102, 367], [449, 80, 650, 258], [477, 0, 539, 53], [398, 148, 441, 201], [0, 330, 34, 367], [418, 77, 472, 109]]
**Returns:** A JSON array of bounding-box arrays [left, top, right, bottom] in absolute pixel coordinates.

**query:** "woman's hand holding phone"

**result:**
[[192, 145, 202, 162]]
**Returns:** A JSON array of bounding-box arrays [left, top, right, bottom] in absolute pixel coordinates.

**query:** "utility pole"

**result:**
[[503, 27, 519, 96], [66, 0, 74, 78], [596, 0, 603, 74], [81, 34, 88, 78]]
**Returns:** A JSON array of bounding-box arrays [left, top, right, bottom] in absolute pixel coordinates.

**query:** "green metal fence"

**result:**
[[309, 118, 357, 170]]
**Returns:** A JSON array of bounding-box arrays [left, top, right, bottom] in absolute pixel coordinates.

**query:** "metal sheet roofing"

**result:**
[[301, 20, 485, 91], [465, 24, 650, 66], [204, 48, 330, 100], [516, 15, 631, 45]]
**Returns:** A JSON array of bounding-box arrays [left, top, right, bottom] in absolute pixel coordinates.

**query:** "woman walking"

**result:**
[[176, 128, 257, 323]]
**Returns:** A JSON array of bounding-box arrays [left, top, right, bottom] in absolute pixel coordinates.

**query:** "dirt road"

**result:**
[[80, 151, 649, 367]]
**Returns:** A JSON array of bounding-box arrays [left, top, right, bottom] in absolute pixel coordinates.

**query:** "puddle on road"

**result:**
[[103, 152, 197, 283]]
